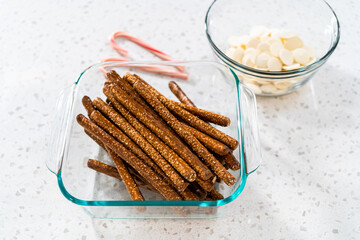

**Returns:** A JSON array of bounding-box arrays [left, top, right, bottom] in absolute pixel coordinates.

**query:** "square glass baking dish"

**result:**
[[47, 61, 261, 219]]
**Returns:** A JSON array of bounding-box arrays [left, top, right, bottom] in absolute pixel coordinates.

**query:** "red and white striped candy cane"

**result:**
[[100, 31, 187, 79], [99, 57, 189, 79]]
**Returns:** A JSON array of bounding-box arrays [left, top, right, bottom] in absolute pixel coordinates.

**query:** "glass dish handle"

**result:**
[[46, 85, 75, 175], [239, 84, 262, 175]]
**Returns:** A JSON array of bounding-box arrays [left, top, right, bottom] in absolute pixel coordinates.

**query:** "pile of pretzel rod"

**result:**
[[77, 70, 240, 202]]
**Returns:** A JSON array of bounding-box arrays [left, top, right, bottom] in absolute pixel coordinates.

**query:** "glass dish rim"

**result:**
[[204, 0, 340, 76], [55, 60, 253, 207]]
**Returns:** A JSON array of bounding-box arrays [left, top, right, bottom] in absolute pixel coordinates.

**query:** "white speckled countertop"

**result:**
[[1, 0, 359, 239]]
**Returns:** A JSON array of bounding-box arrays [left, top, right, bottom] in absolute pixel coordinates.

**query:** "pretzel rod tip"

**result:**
[[82, 96, 96, 116], [168, 81, 196, 107]]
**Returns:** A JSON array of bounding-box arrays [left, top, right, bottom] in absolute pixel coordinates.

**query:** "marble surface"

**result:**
[[0, 0, 359, 239]]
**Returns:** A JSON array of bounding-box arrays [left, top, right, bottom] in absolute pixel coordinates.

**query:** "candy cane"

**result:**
[[100, 57, 189, 79], [100, 31, 187, 79]]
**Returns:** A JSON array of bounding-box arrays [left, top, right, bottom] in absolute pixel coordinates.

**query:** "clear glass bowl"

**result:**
[[47, 61, 261, 219], [205, 0, 340, 96]]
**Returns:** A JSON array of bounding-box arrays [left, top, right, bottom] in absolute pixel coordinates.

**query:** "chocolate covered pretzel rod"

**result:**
[[117, 73, 181, 136], [104, 102, 200, 200], [108, 71, 148, 109], [85, 128, 146, 205], [168, 81, 230, 127], [89, 146, 197, 200], [82, 96, 96, 116], [85, 128, 156, 191], [92, 97, 189, 191], [86, 136, 197, 200], [88, 158, 122, 179], [133, 81, 236, 186], [221, 153, 240, 171], [85, 129, 106, 150], [109, 84, 213, 181], [179, 188, 199, 201], [126, 73, 230, 174], [168, 81, 196, 107], [128, 74, 230, 127], [167, 84, 233, 156], [106, 147, 145, 201], [176, 103, 230, 127], [85, 129, 141, 182], [87, 159, 157, 193], [85, 129, 151, 184], [103, 87, 197, 182], [188, 182, 207, 200], [196, 177, 215, 192], [180, 123, 231, 156], [126, 75, 237, 148], [109, 74, 197, 179], [112, 72, 164, 122], [89, 109, 180, 191], [82, 95, 173, 187], [98, 93, 200, 199], [89, 110, 154, 169], [167, 84, 232, 156], [76, 114, 182, 201], [209, 189, 224, 200], [159, 96, 238, 150]]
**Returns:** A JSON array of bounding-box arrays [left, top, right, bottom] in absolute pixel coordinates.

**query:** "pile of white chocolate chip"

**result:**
[[226, 26, 316, 95]]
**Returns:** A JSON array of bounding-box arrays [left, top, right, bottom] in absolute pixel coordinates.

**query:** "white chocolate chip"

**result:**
[[270, 41, 284, 57], [260, 84, 278, 93], [283, 36, 304, 50], [278, 29, 297, 39], [268, 37, 282, 45], [258, 41, 270, 52], [293, 48, 310, 65], [227, 27, 316, 75], [244, 48, 260, 61], [226, 47, 244, 62], [279, 49, 294, 65], [244, 47, 259, 55], [282, 63, 301, 70], [269, 29, 281, 38], [247, 37, 260, 49], [267, 57, 282, 71], [242, 54, 255, 67], [260, 34, 270, 43], [250, 26, 268, 38], [256, 52, 270, 68]]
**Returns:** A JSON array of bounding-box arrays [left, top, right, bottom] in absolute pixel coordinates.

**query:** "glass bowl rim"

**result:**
[[205, 0, 340, 76], [55, 60, 254, 207]]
